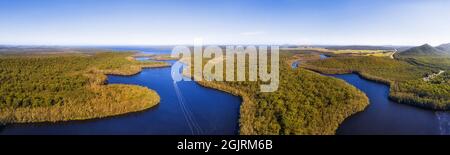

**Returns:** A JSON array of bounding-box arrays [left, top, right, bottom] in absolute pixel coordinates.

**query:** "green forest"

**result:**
[[303, 56, 450, 110], [396, 55, 450, 71], [3, 48, 447, 134], [0, 52, 168, 123], [189, 51, 369, 135]]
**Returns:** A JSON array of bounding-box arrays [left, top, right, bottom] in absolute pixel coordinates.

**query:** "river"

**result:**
[[291, 55, 448, 134], [1, 50, 448, 135], [0, 56, 241, 135], [331, 74, 444, 135]]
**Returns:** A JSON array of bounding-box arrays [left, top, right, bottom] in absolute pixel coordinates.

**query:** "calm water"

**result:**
[[319, 54, 330, 59], [0, 59, 241, 135], [291, 61, 300, 68], [292, 54, 328, 69], [108, 46, 173, 55], [331, 74, 447, 135], [2, 48, 448, 135], [291, 57, 448, 135], [135, 57, 151, 61]]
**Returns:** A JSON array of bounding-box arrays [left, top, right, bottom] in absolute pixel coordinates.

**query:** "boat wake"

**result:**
[[173, 81, 203, 135], [435, 112, 450, 135]]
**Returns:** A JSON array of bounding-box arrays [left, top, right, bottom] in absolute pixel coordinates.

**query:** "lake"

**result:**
[[0, 59, 241, 135]]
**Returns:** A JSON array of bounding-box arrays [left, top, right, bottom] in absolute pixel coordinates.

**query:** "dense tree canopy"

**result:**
[[304, 55, 450, 110], [192, 51, 369, 135]]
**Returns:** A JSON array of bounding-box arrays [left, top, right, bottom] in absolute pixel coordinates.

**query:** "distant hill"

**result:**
[[397, 44, 448, 57], [395, 44, 450, 70], [436, 43, 450, 52]]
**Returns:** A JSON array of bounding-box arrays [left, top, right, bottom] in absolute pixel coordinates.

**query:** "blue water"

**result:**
[[331, 74, 446, 135], [1, 47, 447, 135], [291, 57, 448, 135], [292, 54, 328, 69], [0, 49, 241, 135], [135, 57, 151, 61], [107, 46, 173, 55], [291, 61, 300, 69], [319, 54, 330, 59]]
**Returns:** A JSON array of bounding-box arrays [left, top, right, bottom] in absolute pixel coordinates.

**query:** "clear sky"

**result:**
[[1, 0, 449, 46]]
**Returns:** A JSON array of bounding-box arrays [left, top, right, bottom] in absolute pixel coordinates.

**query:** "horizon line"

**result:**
[[0, 43, 434, 47]]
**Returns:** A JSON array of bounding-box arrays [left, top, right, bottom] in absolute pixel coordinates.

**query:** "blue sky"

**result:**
[[0, 0, 449, 46]]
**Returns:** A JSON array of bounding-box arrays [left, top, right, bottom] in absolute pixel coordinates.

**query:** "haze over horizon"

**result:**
[[1, 0, 449, 46]]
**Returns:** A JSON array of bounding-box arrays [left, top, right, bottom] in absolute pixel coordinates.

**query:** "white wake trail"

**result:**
[[174, 82, 194, 135], [173, 81, 203, 134], [435, 112, 450, 135]]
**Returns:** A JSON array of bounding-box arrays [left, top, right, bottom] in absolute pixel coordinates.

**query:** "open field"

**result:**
[[281, 47, 395, 58], [333, 49, 386, 54]]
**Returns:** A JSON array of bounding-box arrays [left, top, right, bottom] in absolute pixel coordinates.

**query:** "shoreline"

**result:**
[[194, 81, 252, 135], [179, 67, 251, 135], [195, 73, 369, 135], [301, 64, 449, 111], [189, 61, 369, 135], [0, 56, 171, 124]]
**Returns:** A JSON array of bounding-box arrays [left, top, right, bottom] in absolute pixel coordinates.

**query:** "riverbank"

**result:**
[[302, 65, 392, 85], [0, 52, 169, 124], [1, 60, 241, 135], [183, 53, 369, 135], [302, 56, 449, 110], [291, 56, 445, 134], [330, 74, 442, 135], [196, 69, 368, 135]]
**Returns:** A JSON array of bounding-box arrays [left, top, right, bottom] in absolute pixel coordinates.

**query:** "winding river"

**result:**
[[331, 74, 445, 135], [0, 58, 241, 135], [296, 54, 448, 135], [1, 49, 448, 135]]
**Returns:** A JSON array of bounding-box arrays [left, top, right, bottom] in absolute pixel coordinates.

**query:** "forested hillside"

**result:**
[[437, 43, 450, 52], [396, 44, 447, 56], [395, 44, 450, 70]]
